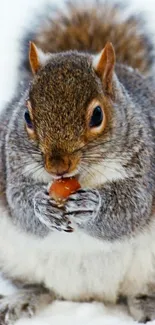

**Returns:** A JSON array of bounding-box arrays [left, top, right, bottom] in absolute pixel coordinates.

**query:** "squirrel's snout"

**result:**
[[44, 154, 80, 177]]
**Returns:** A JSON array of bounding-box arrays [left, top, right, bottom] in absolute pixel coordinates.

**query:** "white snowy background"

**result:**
[[1, 0, 155, 324]]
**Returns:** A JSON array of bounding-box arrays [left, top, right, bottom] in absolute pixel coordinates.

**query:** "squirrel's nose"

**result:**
[[56, 169, 69, 177], [44, 154, 71, 176]]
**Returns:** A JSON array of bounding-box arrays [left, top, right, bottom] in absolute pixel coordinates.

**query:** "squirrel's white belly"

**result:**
[[0, 202, 155, 302]]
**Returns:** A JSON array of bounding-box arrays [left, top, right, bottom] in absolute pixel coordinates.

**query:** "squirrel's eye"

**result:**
[[24, 109, 33, 129], [89, 106, 103, 128]]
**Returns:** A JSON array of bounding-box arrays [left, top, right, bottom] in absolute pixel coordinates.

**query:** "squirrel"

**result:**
[[0, 1, 155, 323]]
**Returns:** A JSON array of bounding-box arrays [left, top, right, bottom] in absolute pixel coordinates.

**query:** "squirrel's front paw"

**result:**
[[64, 189, 101, 226], [34, 190, 73, 232]]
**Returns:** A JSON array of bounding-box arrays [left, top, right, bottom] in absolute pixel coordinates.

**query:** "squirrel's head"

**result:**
[[25, 42, 118, 184]]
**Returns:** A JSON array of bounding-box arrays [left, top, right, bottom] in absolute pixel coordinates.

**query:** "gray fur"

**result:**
[[1, 60, 155, 322], [1, 18, 155, 325], [2, 63, 154, 240]]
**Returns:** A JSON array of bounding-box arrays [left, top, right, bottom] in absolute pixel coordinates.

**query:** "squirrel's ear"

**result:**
[[93, 42, 115, 95], [29, 42, 51, 74]]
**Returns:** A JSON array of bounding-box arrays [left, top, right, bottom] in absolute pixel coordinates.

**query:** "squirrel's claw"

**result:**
[[33, 190, 74, 232], [64, 189, 101, 226]]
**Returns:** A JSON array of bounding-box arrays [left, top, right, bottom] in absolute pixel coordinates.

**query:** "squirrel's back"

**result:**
[[26, 1, 154, 75]]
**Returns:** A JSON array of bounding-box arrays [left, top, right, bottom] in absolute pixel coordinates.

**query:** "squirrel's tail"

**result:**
[[26, 1, 154, 75]]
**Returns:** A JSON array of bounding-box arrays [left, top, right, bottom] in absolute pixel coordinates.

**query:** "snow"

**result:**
[[1, 0, 155, 324]]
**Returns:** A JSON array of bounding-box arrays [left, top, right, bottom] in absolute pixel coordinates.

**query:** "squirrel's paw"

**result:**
[[0, 288, 53, 325], [34, 190, 73, 232], [64, 189, 101, 226], [128, 295, 155, 322]]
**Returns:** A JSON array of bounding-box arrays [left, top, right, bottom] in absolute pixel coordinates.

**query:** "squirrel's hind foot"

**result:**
[[128, 294, 155, 323], [0, 287, 54, 324]]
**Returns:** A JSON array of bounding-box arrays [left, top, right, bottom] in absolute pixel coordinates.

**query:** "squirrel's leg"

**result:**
[[0, 286, 55, 325], [65, 177, 152, 240], [127, 294, 155, 322], [5, 130, 73, 236], [6, 176, 72, 236]]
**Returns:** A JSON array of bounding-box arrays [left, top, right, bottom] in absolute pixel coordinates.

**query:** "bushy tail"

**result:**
[[26, 1, 154, 74]]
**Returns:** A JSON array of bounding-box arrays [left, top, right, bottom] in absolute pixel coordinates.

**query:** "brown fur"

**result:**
[[94, 42, 115, 95], [29, 42, 41, 74], [27, 1, 153, 175], [28, 51, 113, 175], [34, 1, 153, 74]]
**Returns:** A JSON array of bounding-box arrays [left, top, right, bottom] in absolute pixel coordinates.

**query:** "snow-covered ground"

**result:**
[[1, 0, 155, 324]]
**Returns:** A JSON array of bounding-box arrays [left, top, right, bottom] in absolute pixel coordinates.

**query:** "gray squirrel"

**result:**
[[0, 1, 155, 323]]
